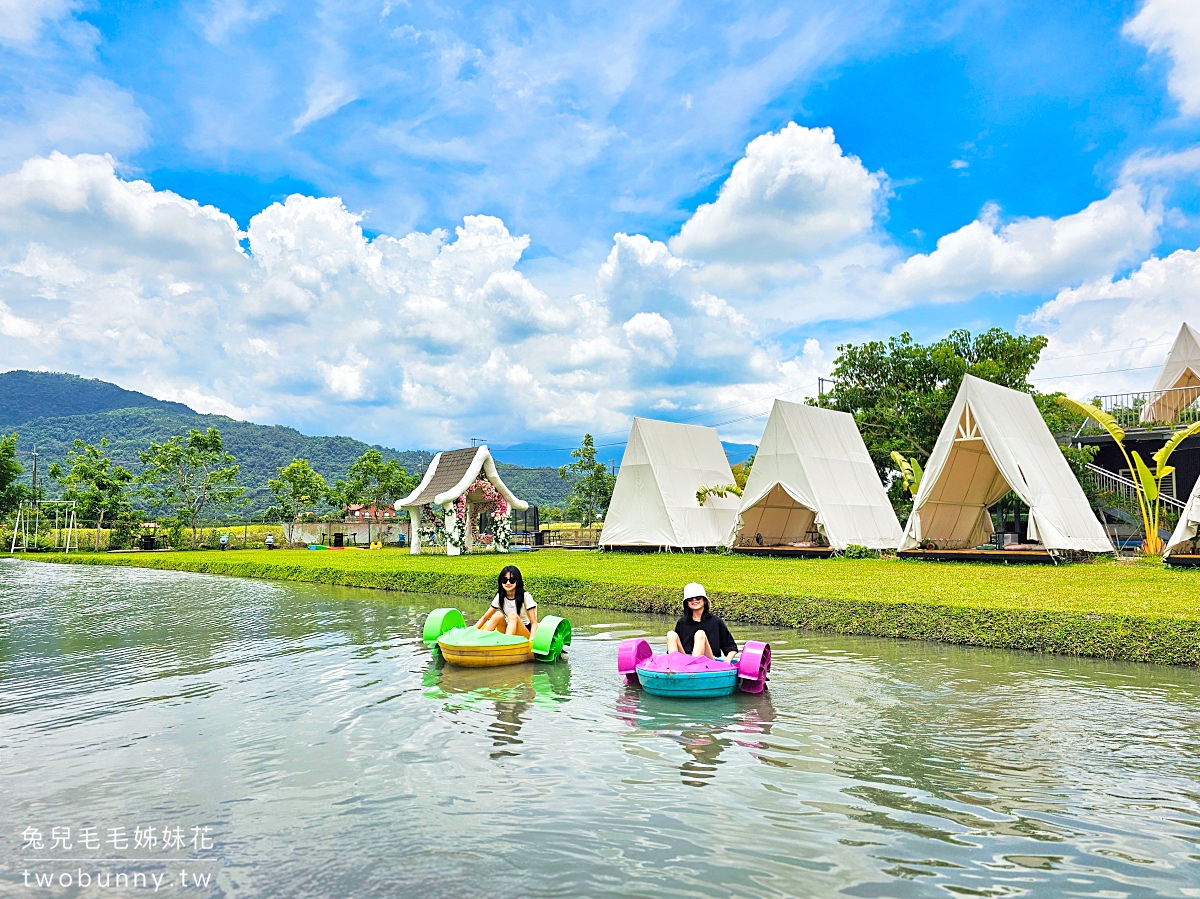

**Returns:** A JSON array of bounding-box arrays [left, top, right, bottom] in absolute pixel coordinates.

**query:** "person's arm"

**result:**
[[717, 619, 738, 660], [526, 605, 538, 638], [475, 596, 500, 628]]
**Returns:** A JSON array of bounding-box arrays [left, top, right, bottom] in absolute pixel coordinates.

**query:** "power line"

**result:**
[[1029, 364, 1160, 381]]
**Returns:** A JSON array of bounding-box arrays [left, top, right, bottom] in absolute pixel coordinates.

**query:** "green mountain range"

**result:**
[[0, 371, 572, 513]]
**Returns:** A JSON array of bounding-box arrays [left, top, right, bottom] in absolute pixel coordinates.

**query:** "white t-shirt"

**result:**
[[491, 591, 537, 625]]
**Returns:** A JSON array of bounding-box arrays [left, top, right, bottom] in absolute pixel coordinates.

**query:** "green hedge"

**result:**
[[26, 551, 1200, 667]]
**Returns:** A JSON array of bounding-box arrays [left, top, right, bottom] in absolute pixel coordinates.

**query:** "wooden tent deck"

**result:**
[[732, 546, 835, 559], [897, 548, 1056, 564], [1165, 553, 1200, 568]]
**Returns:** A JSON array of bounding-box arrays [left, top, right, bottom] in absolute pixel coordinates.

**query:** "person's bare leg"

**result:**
[[691, 630, 715, 659], [666, 631, 682, 653], [508, 616, 531, 638], [481, 611, 502, 632]]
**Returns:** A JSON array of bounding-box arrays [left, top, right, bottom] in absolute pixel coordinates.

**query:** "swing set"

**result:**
[[9, 500, 78, 553]]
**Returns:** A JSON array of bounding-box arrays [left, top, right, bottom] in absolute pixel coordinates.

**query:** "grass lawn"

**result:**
[[24, 548, 1200, 666]]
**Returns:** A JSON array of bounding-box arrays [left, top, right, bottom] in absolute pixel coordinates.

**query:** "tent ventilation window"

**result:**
[[955, 407, 983, 442]]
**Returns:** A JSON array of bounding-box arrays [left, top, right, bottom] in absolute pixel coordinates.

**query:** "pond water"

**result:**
[[3, 559, 1200, 898]]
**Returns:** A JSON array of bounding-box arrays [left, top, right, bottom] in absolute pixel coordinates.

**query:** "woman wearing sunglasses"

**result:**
[[475, 564, 538, 638], [665, 582, 738, 664]]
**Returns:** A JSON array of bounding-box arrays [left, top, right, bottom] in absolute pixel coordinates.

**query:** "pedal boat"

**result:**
[[617, 638, 770, 697], [423, 608, 571, 667]]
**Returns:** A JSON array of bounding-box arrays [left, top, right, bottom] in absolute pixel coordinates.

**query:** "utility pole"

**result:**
[[817, 377, 837, 407], [30, 448, 39, 535]]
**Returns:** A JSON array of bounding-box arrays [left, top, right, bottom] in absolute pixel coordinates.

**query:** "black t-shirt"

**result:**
[[673, 614, 738, 656]]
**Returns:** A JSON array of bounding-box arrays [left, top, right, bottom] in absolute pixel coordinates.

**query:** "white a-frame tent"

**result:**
[[732, 400, 902, 550], [900, 375, 1113, 553], [1141, 322, 1200, 423], [600, 418, 740, 549], [1164, 475, 1200, 557]]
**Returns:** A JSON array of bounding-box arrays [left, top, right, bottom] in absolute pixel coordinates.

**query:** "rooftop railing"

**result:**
[[1075, 385, 1200, 436]]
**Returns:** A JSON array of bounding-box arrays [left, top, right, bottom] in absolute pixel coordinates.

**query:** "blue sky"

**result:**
[[2, 0, 1199, 452]]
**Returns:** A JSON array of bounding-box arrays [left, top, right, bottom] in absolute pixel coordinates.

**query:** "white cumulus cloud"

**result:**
[[0, 151, 822, 447], [1026, 246, 1200, 397], [0, 113, 1182, 449], [1126, 0, 1200, 117], [670, 123, 884, 264]]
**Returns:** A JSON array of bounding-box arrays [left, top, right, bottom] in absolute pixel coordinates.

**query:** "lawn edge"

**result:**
[[23, 553, 1200, 667]]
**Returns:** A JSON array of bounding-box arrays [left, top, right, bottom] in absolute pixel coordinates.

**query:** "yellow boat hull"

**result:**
[[437, 638, 534, 667]]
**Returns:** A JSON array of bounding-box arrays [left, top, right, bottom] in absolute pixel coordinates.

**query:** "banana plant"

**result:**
[[696, 483, 742, 506], [1058, 396, 1200, 554], [889, 451, 924, 497]]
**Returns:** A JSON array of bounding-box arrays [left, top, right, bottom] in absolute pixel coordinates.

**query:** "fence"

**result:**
[[2, 519, 292, 552], [1077, 386, 1200, 434], [542, 527, 602, 548]]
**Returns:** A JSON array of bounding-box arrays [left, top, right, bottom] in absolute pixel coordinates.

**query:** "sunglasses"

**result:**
[[687, 596, 705, 602], [502, 576, 517, 583]]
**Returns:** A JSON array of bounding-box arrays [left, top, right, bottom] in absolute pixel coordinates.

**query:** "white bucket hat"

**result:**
[[683, 582, 707, 600]]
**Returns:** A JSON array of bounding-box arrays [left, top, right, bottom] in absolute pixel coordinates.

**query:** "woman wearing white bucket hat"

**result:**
[[665, 582, 738, 663]]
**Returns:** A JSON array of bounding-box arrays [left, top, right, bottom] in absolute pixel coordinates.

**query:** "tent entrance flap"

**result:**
[[916, 422, 1012, 549], [735, 483, 822, 546]]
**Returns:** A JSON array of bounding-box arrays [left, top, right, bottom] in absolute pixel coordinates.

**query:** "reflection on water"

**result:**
[[3, 558, 1200, 898], [615, 686, 776, 786], [423, 656, 572, 753]]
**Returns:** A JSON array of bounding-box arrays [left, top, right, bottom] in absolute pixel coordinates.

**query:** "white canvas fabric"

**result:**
[[1165, 474, 1200, 556], [1141, 323, 1200, 423], [900, 375, 1113, 553], [732, 401, 903, 549], [600, 418, 740, 548]]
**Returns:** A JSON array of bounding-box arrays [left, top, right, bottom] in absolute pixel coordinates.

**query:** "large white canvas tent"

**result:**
[[731, 400, 902, 550], [900, 375, 1113, 553], [600, 418, 740, 549], [1164, 474, 1200, 556], [1141, 322, 1200, 423]]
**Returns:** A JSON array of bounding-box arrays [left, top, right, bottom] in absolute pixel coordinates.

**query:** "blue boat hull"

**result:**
[[636, 667, 739, 698]]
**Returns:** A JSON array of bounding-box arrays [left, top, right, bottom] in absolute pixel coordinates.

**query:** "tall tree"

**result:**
[[825, 329, 1049, 513], [268, 458, 328, 543], [558, 434, 616, 527], [331, 450, 415, 542], [0, 432, 25, 518], [49, 438, 133, 551], [138, 428, 243, 548]]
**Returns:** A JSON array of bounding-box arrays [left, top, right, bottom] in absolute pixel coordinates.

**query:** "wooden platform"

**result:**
[[732, 546, 834, 558], [1165, 553, 1200, 568], [897, 548, 1056, 565]]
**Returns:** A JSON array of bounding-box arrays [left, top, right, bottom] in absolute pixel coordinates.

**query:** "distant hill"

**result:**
[[491, 439, 757, 468], [0, 370, 189, 426], [0, 371, 572, 512]]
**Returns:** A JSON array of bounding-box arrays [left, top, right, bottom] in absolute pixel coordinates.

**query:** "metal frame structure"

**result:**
[[9, 499, 78, 553]]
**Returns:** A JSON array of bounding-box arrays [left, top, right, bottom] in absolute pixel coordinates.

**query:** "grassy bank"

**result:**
[[22, 549, 1200, 666]]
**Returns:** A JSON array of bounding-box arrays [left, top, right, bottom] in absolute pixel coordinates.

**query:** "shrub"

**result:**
[[841, 544, 878, 559]]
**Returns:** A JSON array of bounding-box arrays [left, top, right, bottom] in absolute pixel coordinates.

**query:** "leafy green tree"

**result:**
[[731, 452, 755, 490], [0, 432, 25, 518], [825, 329, 1049, 512], [558, 434, 616, 527], [49, 438, 133, 551], [138, 428, 243, 548], [331, 450, 416, 542], [268, 458, 328, 544]]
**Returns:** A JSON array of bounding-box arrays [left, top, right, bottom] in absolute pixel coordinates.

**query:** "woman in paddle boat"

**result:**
[[666, 582, 738, 664], [474, 565, 538, 639]]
